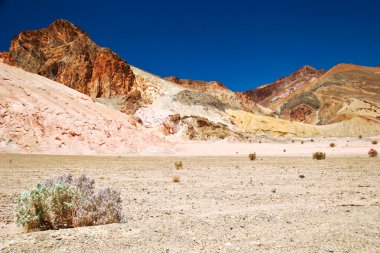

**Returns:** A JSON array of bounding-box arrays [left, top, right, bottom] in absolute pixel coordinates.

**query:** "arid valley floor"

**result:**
[[1, 153, 379, 252]]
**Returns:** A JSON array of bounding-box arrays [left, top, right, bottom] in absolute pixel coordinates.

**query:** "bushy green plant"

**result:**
[[15, 173, 122, 232], [15, 181, 80, 231]]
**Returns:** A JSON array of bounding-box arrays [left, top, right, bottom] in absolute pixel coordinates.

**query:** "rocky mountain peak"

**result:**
[[243, 65, 326, 106], [9, 19, 135, 99]]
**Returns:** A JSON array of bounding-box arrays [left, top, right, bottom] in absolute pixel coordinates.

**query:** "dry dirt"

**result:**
[[0, 154, 379, 252]]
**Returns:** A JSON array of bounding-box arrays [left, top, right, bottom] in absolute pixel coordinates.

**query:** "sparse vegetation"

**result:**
[[283, 149, 286, 152], [15, 173, 123, 232], [368, 149, 378, 157], [248, 153, 256, 161], [301, 141, 304, 144], [359, 135, 363, 139], [175, 161, 183, 170], [172, 175, 181, 182], [330, 143, 336, 148], [310, 139, 314, 142], [372, 140, 378, 145], [313, 152, 326, 160]]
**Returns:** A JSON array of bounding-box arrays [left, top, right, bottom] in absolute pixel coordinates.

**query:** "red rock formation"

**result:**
[[0, 52, 16, 66], [9, 19, 135, 98], [164, 76, 227, 91], [278, 64, 380, 124], [243, 66, 326, 107]]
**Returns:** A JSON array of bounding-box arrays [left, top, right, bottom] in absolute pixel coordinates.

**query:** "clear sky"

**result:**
[[1, 0, 379, 91]]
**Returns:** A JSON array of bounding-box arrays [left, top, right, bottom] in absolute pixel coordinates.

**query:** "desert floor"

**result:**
[[0, 154, 379, 252]]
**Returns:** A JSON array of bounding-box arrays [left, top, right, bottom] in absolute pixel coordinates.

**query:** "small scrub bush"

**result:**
[[248, 152, 256, 161], [310, 139, 314, 142], [301, 141, 304, 144], [359, 135, 363, 139], [174, 161, 183, 170], [329, 143, 336, 148], [15, 173, 123, 232], [372, 140, 378, 145], [283, 149, 286, 152], [368, 149, 378, 157], [172, 175, 181, 183], [312, 152, 326, 160]]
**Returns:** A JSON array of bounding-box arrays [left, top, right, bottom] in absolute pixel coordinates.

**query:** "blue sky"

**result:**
[[1, 0, 379, 91]]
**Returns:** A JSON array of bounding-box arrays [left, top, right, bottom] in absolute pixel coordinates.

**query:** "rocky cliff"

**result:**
[[9, 19, 135, 98], [0, 52, 15, 66]]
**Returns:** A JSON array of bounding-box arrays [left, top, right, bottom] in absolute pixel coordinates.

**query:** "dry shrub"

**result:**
[[172, 175, 181, 182], [283, 149, 286, 152], [175, 161, 183, 170], [359, 135, 363, 139], [248, 153, 256, 161], [312, 152, 326, 160], [15, 173, 123, 232], [301, 141, 304, 144], [368, 149, 378, 157], [329, 143, 336, 148], [372, 140, 378, 145]]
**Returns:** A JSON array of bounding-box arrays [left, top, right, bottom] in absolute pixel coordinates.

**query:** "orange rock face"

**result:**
[[9, 19, 135, 98], [0, 52, 16, 66], [89, 48, 134, 98]]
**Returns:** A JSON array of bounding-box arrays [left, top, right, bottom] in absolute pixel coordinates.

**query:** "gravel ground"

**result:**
[[0, 154, 379, 252]]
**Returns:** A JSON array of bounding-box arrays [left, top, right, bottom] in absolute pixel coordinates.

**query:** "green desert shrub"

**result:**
[[248, 153, 256, 161], [15, 173, 122, 232], [312, 152, 326, 160], [368, 149, 378, 157]]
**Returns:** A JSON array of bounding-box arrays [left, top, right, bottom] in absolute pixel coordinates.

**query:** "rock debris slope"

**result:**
[[0, 63, 169, 154]]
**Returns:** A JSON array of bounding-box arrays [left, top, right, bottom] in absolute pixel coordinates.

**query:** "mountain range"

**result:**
[[1, 19, 379, 153]]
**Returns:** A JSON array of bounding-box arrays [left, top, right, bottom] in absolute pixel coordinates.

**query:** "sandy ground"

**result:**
[[171, 136, 380, 157], [0, 154, 379, 252]]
